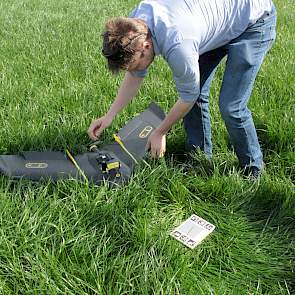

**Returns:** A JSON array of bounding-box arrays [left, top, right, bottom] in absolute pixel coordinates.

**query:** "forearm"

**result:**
[[106, 72, 144, 118], [156, 99, 195, 135]]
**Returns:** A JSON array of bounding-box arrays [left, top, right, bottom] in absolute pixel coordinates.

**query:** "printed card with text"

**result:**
[[170, 214, 215, 249]]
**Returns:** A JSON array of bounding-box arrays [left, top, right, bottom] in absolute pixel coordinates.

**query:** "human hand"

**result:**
[[145, 129, 166, 158], [88, 115, 113, 140]]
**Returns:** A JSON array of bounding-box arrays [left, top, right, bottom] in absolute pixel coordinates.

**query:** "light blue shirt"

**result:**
[[129, 0, 273, 102]]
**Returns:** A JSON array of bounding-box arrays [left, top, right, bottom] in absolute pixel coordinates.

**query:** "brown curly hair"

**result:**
[[101, 17, 149, 73]]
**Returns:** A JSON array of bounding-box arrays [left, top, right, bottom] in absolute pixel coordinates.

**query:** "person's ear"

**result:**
[[143, 40, 151, 51]]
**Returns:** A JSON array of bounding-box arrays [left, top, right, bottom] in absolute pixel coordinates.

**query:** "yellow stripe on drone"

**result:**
[[66, 149, 88, 182], [113, 134, 151, 168], [113, 134, 139, 165]]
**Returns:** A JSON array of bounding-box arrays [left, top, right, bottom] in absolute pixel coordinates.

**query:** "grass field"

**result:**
[[0, 0, 294, 294]]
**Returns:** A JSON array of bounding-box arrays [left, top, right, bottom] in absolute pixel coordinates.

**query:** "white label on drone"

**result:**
[[139, 126, 153, 138], [25, 162, 48, 169]]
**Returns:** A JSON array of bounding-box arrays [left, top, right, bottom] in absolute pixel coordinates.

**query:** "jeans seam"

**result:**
[[200, 103, 206, 154], [238, 31, 264, 167], [198, 97, 209, 155]]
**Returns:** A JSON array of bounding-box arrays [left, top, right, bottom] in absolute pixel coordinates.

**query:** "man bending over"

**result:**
[[88, 0, 276, 178]]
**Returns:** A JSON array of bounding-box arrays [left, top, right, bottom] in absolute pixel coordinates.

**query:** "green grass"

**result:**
[[0, 0, 294, 294]]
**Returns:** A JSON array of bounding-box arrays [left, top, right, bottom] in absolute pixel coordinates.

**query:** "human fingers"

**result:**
[[88, 119, 103, 140], [158, 135, 166, 158], [150, 143, 159, 158], [157, 146, 166, 158], [158, 149, 165, 158]]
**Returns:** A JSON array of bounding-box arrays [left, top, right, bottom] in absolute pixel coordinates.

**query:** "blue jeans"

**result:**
[[183, 6, 277, 169]]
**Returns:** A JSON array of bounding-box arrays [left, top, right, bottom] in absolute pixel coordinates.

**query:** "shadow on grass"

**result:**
[[165, 138, 216, 178], [166, 141, 241, 179], [238, 181, 295, 292], [255, 122, 293, 154], [241, 181, 295, 226]]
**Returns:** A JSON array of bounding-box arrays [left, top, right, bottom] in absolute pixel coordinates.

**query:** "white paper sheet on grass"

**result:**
[[170, 214, 215, 249]]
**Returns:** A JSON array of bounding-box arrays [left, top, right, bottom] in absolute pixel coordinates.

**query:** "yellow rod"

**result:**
[[113, 134, 139, 165], [66, 149, 88, 182]]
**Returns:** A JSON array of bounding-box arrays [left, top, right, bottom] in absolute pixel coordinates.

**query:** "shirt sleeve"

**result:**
[[166, 41, 200, 102]]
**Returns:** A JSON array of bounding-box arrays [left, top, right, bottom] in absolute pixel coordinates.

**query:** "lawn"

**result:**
[[0, 0, 294, 294]]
